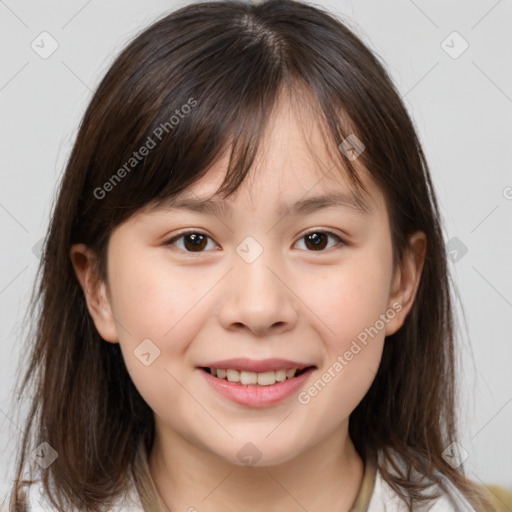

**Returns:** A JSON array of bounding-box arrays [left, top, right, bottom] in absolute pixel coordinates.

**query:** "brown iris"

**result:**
[[304, 232, 329, 251], [183, 233, 208, 252]]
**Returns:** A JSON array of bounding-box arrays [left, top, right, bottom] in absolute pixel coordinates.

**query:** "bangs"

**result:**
[[68, 0, 420, 286], [77, 3, 376, 247], [12, 3, 468, 511], [140, 79, 371, 213]]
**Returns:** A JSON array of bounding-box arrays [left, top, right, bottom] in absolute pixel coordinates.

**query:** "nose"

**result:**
[[217, 247, 299, 336]]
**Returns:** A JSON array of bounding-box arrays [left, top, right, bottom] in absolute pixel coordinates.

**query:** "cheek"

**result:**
[[108, 250, 203, 343], [107, 250, 213, 391], [292, 257, 392, 436], [107, 254, 204, 420], [304, 253, 392, 351]]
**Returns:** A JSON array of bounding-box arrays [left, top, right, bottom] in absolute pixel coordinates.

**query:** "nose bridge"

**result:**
[[234, 234, 282, 303], [218, 235, 298, 334]]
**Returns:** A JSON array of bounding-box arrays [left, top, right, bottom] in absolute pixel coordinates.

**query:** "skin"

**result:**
[[71, 90, 426, 512]]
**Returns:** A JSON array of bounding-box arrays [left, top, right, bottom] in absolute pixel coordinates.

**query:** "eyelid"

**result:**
[[294, 228, 346, 250], [164, 228, 346, 254], [166, 228, 212, 241], [164, 229, 220, 254], [297, 227, 344, 240]]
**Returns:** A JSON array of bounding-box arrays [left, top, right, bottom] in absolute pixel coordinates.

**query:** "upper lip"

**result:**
[[198, 358, 315, 373]]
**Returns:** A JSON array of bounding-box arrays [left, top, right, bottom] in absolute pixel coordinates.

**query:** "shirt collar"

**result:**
[[132, 442, 377, 512]]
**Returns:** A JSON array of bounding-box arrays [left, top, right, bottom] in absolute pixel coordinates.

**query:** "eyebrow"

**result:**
[[155, 190, 373, 218]]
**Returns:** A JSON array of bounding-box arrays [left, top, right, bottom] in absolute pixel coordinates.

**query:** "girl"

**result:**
[[6, 0, 495, 510]]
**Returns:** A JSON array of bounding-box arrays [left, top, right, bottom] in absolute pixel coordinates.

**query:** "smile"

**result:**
[[197, 360, 317, 407], [201, 367, 312, 386]]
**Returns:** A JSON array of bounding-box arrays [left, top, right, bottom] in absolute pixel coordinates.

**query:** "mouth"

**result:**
[[199, 366, 316, 386], [197, 362, 317, 407]]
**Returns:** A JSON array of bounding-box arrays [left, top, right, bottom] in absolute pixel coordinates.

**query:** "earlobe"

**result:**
[[385, 231, 427, 336], [69, 243, 119, 343]]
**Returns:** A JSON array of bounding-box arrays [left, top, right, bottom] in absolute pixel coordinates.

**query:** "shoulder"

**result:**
[[20, 477, 145, 512], [366, 451, 477, 512], [368, 470, 477, 511]]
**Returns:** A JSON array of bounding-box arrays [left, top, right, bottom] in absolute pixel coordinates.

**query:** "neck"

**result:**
[[148, 422, 364, 512]]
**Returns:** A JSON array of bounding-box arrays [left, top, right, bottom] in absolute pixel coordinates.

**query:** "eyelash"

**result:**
[[164, 229, 345, 255]]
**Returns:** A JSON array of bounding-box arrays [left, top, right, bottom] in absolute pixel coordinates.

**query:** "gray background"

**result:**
[[1, 0, 511, 504]]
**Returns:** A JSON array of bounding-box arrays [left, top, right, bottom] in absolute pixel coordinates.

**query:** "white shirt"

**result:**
[[12, 466, 478, 511], [368, 469, 477, 512], [2, 479, 143, 511]]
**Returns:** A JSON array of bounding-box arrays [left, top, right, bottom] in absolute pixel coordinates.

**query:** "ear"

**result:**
[[385, 231, 427, 336], [70, 243, 119, 343]]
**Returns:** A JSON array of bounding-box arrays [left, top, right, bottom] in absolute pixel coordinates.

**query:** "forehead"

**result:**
[[149, 85, 383, 216], [149, 156, 381, 222]]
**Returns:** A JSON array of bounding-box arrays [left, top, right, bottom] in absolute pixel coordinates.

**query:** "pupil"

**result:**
[[306, 233, 327, 251], [184, 233, 207, 251]]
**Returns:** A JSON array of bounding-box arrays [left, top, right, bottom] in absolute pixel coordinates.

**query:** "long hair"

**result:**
[[8, 0, 492, 510]]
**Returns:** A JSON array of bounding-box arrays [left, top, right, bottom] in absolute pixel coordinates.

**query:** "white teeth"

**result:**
[[208, 367, 305, 385], [275, 369, 287, 382], [240, 371, 258, 385], [226, 369, 240, 382], [257, 371, 276, 386]]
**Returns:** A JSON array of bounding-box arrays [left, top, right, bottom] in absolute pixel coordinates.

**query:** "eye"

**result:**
[[294, 230, 344, 251], [165, 231, 219, 254], [165, 229, 345, 254]]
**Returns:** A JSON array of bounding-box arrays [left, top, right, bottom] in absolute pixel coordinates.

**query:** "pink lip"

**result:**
[[199, 358, 312, 373], [198, 367, 316, 407]]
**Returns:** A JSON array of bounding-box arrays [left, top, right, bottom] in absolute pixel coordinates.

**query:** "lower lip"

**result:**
[[198, 367, 315, 407]]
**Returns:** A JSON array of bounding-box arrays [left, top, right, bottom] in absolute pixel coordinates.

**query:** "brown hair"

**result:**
[[8, 0, 492, 510]]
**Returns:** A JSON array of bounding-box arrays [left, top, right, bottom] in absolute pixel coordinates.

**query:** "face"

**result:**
[[72, 92, 424, 468]]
